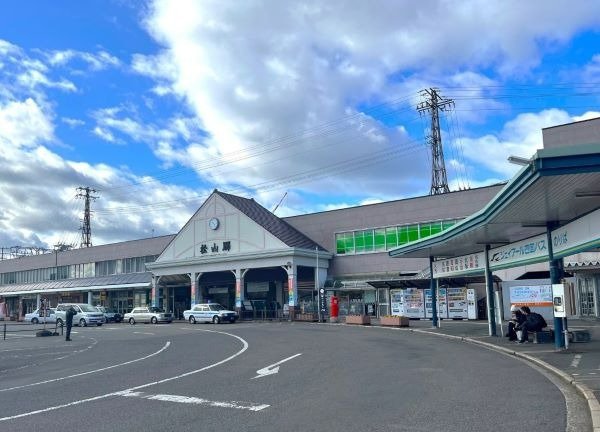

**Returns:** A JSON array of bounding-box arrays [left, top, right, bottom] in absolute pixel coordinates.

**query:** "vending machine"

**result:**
[[390, 289, 405, 316], [403, 288, 425, 319], [447, 287, 468, 319], [425, 288, 448, 319], [467, 288, 478, 320]]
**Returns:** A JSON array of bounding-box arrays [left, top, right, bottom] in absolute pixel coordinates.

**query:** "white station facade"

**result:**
[[1, 118, 600, 322]]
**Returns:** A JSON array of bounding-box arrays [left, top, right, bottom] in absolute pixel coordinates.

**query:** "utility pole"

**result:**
[[417, 88, 454, 195], [76, 187, 98, 248]]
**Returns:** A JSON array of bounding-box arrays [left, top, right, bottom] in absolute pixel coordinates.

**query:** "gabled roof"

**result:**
[[215, 190, 326, 251]]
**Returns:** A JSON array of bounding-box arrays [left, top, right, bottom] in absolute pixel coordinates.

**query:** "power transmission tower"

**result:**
[[76, 187, 98, 248], [417, 88, 454, 195]]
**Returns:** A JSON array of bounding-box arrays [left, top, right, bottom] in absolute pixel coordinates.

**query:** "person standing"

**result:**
[[65, 306, 76, 341]]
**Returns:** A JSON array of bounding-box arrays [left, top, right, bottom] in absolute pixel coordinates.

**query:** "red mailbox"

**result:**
[[330, 296, 339, 322]]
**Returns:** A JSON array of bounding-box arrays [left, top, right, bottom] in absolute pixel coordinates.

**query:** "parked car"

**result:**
[[95, 306, 123, 323], [25, 308, 57, 324], [55, 303, 105, 327], [124, 306, 173, 324], [183, 303, 238, 324]]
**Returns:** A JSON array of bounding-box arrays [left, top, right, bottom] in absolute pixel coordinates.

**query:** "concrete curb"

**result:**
[[404, 327, 600, 432]]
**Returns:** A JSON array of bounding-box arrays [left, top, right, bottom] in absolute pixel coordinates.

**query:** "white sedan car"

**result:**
[[25, 308, 57, 324], [183, 303, 238, 324], [124, 306, 173, 324]]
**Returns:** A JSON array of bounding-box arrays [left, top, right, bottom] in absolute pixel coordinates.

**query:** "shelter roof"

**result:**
[[0, 272, 151, 295], [389, 143, 600, 259]]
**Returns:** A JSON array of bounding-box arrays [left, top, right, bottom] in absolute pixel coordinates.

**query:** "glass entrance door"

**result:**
[[577, 276, 597, 317], [377, 288, 389, 317]]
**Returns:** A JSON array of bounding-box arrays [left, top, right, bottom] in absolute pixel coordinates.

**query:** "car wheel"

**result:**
[[129, 318, 135, 325], [97, 323, 102, 326], [189, 316, 196, 324], [151, 316, 158, 324], [79, 318, 87, 327], [230, 318, 236, 324], [32, 318, 39, 324], [57, 318, 63, 326], [212, 315, 221, 324]]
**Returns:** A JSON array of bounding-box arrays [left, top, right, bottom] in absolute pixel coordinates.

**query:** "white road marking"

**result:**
[[0, 338, 98, 373], [0, 341, 170, 392], [0, 329, 249, 422], [252, 353, 302, 379], [133, 332, 155, 335], [118, 390, 269, 411], [570, 354, 582, 368]]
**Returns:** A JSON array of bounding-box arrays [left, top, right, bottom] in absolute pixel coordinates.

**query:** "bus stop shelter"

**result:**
[[389, 143, 600, 350]]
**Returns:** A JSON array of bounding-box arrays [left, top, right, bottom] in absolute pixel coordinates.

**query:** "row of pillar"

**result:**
[[150, 263, 300, 317]]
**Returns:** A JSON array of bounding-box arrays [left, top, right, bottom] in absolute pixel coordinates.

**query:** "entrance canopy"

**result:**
[[389, 143, 600, 261]]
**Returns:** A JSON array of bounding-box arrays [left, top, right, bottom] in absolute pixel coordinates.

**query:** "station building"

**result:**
[[0, 118, 599, 321]]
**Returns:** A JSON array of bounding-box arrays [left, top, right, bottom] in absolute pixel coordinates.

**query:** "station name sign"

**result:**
[[197, 241, 231, 256]]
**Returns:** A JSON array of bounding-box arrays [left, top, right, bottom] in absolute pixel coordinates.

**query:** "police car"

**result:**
[[183, 303, 238, 324]]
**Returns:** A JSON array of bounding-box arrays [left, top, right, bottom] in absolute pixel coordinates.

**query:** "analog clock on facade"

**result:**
[[208, 217, 220, 230]]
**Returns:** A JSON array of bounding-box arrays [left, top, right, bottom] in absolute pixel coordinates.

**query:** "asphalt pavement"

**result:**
[[362, 317, 600, 432]]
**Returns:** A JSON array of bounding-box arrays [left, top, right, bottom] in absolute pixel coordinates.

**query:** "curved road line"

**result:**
[[0, 329, 248, 422], [0, 341, 170, 393], [0, 337, 99, 374]]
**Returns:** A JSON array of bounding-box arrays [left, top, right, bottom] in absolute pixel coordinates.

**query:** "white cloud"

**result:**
[[47, 49, 121, 71], [93, 126, 120, 143], [62, 117, 85, 127], [133, 0, 600, 202], [0, 98, 54, 150], [0, 99, 205, 248], [454, 109, 575, 179]]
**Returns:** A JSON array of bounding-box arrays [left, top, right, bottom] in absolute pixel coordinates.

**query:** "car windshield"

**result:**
[[80, 304, 98, 312], [96, 306, 106, 312], [149, 307, 165, 313], [208, 304, 226, 311]]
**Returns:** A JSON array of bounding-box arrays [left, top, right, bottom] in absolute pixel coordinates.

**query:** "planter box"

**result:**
[[345, 315, 371, 325], [295, 313, 318, 322], [380, 315, 409, 327]]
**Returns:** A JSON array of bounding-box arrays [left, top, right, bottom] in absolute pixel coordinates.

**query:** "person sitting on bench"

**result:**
[[506, 305, 526, 341], [516, 306, 547, 343]]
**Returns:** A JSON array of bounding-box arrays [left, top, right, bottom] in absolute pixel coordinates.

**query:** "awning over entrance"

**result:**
[[367, 275, 501, 290], [0, 272, 151, 296]]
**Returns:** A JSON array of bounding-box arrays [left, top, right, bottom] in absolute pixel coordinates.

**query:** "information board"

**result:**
[[509, 285, 553, 307]]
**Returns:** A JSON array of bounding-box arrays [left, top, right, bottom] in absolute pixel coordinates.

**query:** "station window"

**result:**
[[335, 218, 461, 256]]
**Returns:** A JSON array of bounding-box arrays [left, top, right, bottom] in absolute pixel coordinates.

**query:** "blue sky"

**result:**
[[0, 0, 599, 249]]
